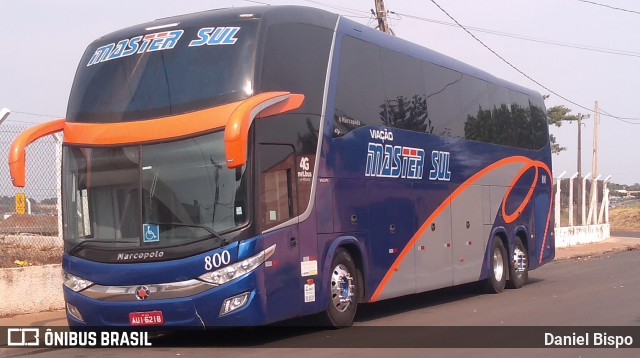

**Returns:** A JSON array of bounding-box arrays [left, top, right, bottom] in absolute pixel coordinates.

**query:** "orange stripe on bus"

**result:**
[[370, 156, 552, 302], [64, 101, 242, 145]]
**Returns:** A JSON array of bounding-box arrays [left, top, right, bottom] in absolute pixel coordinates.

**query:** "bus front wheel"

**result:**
[[483, 238, 507, 294], [322, 248, 358, 328]]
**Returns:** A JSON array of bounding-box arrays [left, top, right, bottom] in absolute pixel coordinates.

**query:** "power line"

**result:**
[[426, 0, 640, 124], [577, 0, 640, 15], [390, 11, 640, 58]]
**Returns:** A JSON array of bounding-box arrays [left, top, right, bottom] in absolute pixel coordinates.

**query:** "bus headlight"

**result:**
[[63, 272, 94, 292], [199, 244, 276, 286]]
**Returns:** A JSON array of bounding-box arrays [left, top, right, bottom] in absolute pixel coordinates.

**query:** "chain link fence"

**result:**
[[0, 122, 61, 268]]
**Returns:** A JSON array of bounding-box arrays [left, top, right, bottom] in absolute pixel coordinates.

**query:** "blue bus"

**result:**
[[10, 5, 554, 328]]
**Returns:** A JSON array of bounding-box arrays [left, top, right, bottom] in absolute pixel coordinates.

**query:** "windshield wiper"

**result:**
[[148, 222, 228, 246], [68, 239, 133, 255], [69, 224, 228, 254]]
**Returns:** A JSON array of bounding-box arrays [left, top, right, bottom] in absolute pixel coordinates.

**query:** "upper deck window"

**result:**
[[67, 19, 258, 123]]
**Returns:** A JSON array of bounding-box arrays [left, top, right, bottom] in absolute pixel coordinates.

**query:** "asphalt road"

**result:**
[[6, 250, 640, 358]]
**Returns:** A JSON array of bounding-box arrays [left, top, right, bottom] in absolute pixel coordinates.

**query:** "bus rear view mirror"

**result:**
[[224, 92, 304, 169], [9, 119, 65, 187]]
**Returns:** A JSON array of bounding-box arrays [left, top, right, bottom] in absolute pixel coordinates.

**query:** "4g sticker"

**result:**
[[204, 251, 231, 270], [298, 157, 313, 182]]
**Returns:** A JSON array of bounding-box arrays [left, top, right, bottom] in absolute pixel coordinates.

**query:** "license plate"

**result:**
[[129, 311, 164, 326]]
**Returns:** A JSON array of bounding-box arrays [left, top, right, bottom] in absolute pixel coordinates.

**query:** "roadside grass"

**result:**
[[609, 205, 640, 232], [0, 243, 62, 268]]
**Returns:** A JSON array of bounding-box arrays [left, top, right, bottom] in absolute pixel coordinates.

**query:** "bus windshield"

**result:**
[[66, 19, 258, 123], [62, 131, 249, 255]]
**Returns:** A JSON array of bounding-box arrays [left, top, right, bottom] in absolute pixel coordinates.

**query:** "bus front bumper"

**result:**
[[64, 274, 268, 328]]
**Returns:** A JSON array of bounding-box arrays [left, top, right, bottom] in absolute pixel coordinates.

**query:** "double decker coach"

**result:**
[[10, 5, 553, 328]]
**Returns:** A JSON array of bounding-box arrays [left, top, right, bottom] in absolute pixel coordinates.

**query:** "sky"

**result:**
[[1, 0, 640, 185]]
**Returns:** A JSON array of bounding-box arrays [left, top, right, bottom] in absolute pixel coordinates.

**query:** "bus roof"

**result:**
[[88, 5, 540, 99], [89, 5, 338, 45]]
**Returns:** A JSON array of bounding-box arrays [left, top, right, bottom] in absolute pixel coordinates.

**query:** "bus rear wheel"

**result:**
[[322, 248, 358, 328], [507, 237, 529, 289], [483, 238, 507, 294]]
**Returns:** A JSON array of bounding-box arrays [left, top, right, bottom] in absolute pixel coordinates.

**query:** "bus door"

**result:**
[[258, 144, 301, 322]]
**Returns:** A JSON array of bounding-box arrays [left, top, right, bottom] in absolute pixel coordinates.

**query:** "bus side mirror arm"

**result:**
[[224, 92, 304, 169], [9, 119, 66, 187]]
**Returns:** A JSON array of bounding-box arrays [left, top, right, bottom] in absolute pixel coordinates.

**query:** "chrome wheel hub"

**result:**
[[493, 247, 504, 282], [331, 264, 354, 312], [513, 247, 527, 273]]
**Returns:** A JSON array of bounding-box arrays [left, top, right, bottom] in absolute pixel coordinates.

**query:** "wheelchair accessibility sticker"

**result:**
[[143, 224, 160, 243]]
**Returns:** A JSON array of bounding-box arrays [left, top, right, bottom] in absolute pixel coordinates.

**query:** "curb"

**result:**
[[554, 241, 640, 261]]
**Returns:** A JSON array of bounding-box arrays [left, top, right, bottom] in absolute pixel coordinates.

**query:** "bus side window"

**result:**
[[259, 144, 297, 231], [334, 36, 385, 137]]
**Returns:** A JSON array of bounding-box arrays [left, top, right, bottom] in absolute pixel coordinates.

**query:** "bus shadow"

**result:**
[[355, 282, 483, 323], [151, 280, 547, 347], [355, 277, 544, 323]]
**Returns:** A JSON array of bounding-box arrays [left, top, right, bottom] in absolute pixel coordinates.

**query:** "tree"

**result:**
[[544, 95, 589, 155], [463, 103, 536, 149], [379, 95, 432, 133], [547, 105, 580, 125], [545, 105, 576, 155]]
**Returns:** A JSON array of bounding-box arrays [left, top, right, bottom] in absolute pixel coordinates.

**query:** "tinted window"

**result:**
[[68, 20, 258, 123], [422, 62, 462, 137], [62, 131, 249, 252], [259, 144, 296, 230], [334, 36, 385, 137], [485, 85, 511, 147], [260, 23, 333, 115], [255, 113, 319, 214], [459, 75, 491, 141], [530, 95, 549, 149], [509, 91, 533, 149], [334, 35, 544, 150], [380, 49, 428, 131]]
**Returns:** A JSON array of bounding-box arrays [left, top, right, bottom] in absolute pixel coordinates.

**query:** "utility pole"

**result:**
[[592, 101, 599, 182], [373, 0, 394, 35], [577, 113, 583, 180], [588, 101, 600, 224], [576, 113, 583, 225]]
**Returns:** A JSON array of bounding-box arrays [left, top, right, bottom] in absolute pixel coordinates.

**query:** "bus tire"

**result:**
[[322, 248, 358, 328], [507, 237, 529, 289], [483, 238, 507, 294]]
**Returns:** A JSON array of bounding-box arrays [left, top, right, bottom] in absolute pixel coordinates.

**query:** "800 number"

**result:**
[[204, 251, 231, 270]]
